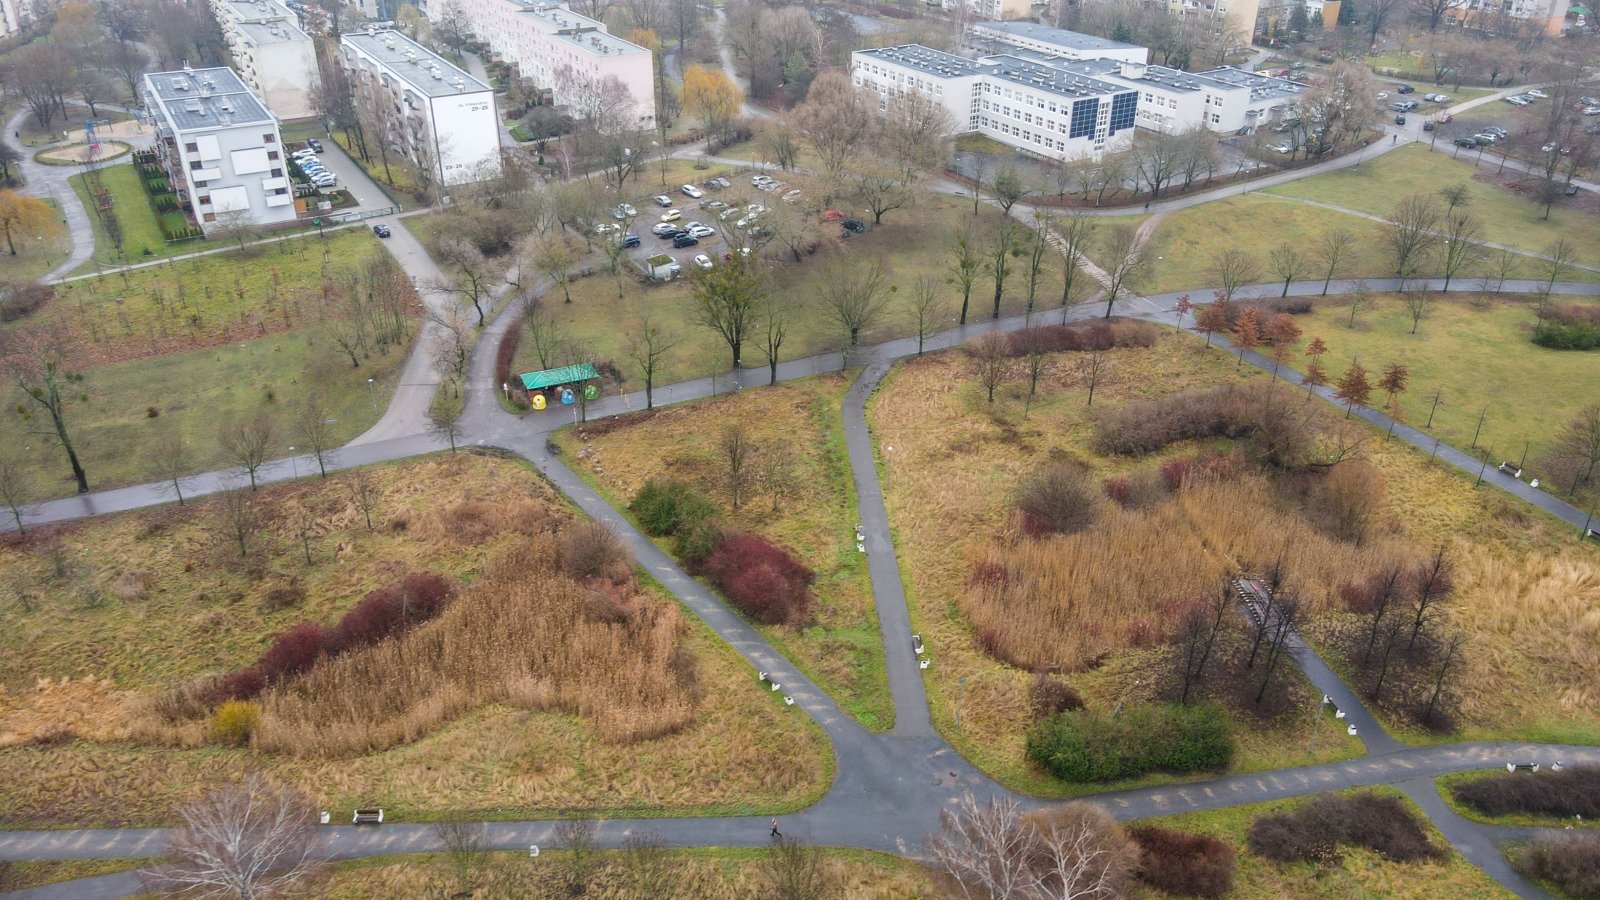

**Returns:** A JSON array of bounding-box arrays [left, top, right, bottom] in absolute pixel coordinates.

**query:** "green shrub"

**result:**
[[1026, 703, 1234, 782], [210, 700, 261, 747], [631, 478, 717, 536], [674, 517, 723, 565], [1533, 320, 1600, 350]]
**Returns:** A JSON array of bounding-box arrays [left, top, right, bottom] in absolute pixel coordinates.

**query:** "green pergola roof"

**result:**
[[519, 363, 598, 392]]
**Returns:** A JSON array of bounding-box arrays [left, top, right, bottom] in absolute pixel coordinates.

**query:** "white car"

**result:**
[[293, 149, 318, 160], [1506, 96, 1531, 106], [1585, 106, 1600, 116], [593, 222, 619, 235], [782, 189, 802, 203], [611, 203, 637, 219], [687, 223, 715, 238], [692, 254, 714, 269], [681, 184, 703, 198], [1525, 88, 1548, 99], [660, 210, 682, 222], [751, 174, 771, 186], [1376, 91, 1389, 100]]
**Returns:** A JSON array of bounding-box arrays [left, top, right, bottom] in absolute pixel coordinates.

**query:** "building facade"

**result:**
[[1446, 0, 1571, 34], [852, 44, 1140, 161], [962, 0, 1035, 20], [428, 0, 655, 127], [142, 66, 298, 234], [0, 0, 48, 37], [971, 20, 1150, 63], [340, 29, 503, 185], [212, 0, 320, 120]]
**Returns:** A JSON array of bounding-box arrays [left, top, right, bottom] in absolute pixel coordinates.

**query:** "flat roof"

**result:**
[[978, 54, 1132, 100], [552, 27, 648, 56], [341, 30, 491, 98], [145, 67, 274, 131], [1193, 65, 1306, 101], [520, 363, 598, 391], [504, 0, 649, 56], [855, 44, 988, 79], [236, 19, 310, 46], [974, 20, 1146, 54], [221, 0, 297, 22]]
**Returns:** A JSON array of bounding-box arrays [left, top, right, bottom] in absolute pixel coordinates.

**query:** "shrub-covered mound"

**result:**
[[1025, 703, 1234, 783], [1247, 792, 1443, 864], [1450, 766, 1600, 820], [1515, 832, 1600, 899], [1130, 825, 1236, 898]]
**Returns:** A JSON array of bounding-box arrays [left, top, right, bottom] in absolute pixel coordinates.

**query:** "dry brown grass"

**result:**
[[555, 373, 893, 730], [967, 476, 1407, 673], [306, 848, 937, 899], [254, 538, 697, 754]]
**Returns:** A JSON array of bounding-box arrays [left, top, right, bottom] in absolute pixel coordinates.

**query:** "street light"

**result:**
[[289, 446, 298, 479], [366, 377, 376, 412]]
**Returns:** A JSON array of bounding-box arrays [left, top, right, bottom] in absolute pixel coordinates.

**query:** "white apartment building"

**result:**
[[212, 0, 320, 120], [428, 0, 655, 127], [852, 45, 1140, 161], [1447, 0, 1570, 34], [971, 21, 1150, 64], [340, 29, 503, 185], [0, 0, 47, 37], [1029, 56, 1304, 133], [142, 66, 298, 234], [962, 0, 1035, 20]]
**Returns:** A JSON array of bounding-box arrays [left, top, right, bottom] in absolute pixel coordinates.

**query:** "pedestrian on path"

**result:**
[[770, 818, 782, 839], [1393, 134, 1398, 144]]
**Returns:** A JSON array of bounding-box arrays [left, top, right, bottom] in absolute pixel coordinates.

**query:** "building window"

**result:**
[[268, 150, 280, 160], [185, 142, 199, 153], [203, 212, 216, 222], [1109, 92, 1138, 134], [190, 161, 203, 170], [271, 168, 283, 177], [1069, 98, 1098, 138], [198, 195, 210, 205], [263, 133, 275, 143]]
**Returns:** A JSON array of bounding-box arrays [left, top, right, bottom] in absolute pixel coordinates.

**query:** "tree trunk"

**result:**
[[48, 402, 89, 493]]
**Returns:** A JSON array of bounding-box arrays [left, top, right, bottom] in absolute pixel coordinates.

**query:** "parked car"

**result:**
[[612, 203, 637, 219], [751, 174, 772, 186], [1432, 94, 1450, 103], [372, 224, 391, 238], [1270, 142, 1293, 153], [293, 149, 318, 160], [681, 184, 703, 199], [782, 189, 802, 203], [1484, 126, 1508, 137], [1454, 137, 1479, 148], [1565, 184, 1579, 196], [1376, 91, 1390, 100], [702, 199, 729, 210], [1395, 114, 1407, 125], [672, 233, 700, 248], [1436, 112, 1454, 124], [621, 232, 641, 248], [660, 210, 682, 222], [651, 222, 681, 236], [842, 218, 866, 233], [653, 195, 673, 207], [719, 207, 740, 221], [687, 223, 715, 238], [1472, 133, 1497, 146], [592, 222, 619, 235], [312, 175, 337, 188], [734, 215, 756, 228], [692, 254, 714, 270], [1525, 88, 1548, 99], [1422, 121, 1435, 131], [711, 177, 732, 188], [1396, 84, 1415, 94], [1585, 106, 1600, 116], [1506, 95, 1531, 106], [1424, 92, 1439, 102], [307, 138, 323, 152], [1581, 96, 1600, 105]]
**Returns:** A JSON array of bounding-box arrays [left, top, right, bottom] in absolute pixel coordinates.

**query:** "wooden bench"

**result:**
[[1586, 528, 1600, 544], [1505, 763, 1540, 774], [353, 808, 384, 825]]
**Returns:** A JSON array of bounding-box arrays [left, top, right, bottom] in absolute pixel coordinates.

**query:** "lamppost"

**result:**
[[288, 446, 297, 479], [366, 377, 376, 412]]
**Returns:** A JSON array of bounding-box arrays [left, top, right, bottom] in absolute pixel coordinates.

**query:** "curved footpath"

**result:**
[[7, 275, 1600, 900]]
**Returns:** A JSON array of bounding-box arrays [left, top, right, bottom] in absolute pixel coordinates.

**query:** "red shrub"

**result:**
[[1104, 475, 1134, 507], [1131, 825, 1236, 897], [701, 534, 813, 626], [255, 623, 331, 684], [207, 668, 265, 703], [331, 572, 454, 651], [1160, 459, 1194, 490], [968, 559, 1009, 588]]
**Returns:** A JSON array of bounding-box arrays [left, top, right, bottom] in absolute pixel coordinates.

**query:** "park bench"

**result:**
[[1505, 763, 1540, 774], [353, 808, 384, 825], [1586, 529, 1600, 543], [1497, 462, 1522, 478]]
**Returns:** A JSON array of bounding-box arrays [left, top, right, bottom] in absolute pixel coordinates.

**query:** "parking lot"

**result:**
[[601, 171, 816, 280]]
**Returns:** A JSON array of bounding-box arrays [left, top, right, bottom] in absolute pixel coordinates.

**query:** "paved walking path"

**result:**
[[5, 107, 99, 281]]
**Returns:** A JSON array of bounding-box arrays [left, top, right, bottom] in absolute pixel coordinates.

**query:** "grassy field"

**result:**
[[0, 454, 831, 826], [69, 162, 170, 265], [554, 375, 893, 730], [287, 847, 937, 898], [867, 333, 1366, 795], [0, 859, 148, 893], [1131, 787, 1513, 899], [868, 327, 1600, 790], [0, 219, 70, 282], [517, 191, 1069, 389], [2, 228, 410, 498], [1279, 292, 1600, 472], [1263, 144, 1600, 268]]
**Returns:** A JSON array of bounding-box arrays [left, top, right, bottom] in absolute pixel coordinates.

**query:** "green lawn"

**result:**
[[68, 162, 175, 265], [1281, 291, 1600, 473], [1135, 787, 1513, 899], [330, 132, 422, 200], [1263, 144, 1600, 267], [515, 191, 1070, 389], [0, 213, 71, 282]]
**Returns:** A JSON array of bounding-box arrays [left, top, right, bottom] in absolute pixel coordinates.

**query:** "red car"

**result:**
[[1435, 112, 1453, 124]]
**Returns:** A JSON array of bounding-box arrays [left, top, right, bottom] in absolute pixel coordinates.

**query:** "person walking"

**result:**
[[770, 818, 782, 839]]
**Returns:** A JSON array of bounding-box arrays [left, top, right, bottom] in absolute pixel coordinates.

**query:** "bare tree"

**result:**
[[949, 226, 983, 325], [142, 774, 324, 900], [623, 831, 676, 897], [624, 314, 678, 409], [968, 331, 1012, 403], [1, 324, 90, 494], [1254, 596, 1300, 705], [554, 819, 599, 895], [1175, 584, 1231, 704], [1407, 545, 1455, 649], [1487, 248, 1520, 294], [295, 395, 336, 478], [1540, 238, 1577, 298], [924, 793, 1134, 900], [431, 236, 495, 327], [1055, 211, 1097, 323], [1543, 404, 1600, 496], [0, 449, 37, 534], [987, 218, 1020, 319], [1269, 243, 1312, 298], [1346, 280, 1375, 328], [1101, 225, 1148, 318], [214, 482, 258, 558], [720, 424, 756, 511], [524, 302, 570, 370], [818, 258, 891, 362], [531, 231, 587, 304], [1318, 227, 1357, 296], [1438, 210, 1484, 292], [906, 275, 948, 356], [763, 836, 834, 900], [1080, 351, 1108, 407], [1384, 193, 1441, 290], [1402, 293, 1432, 334], [429, 390, 465, 453], [349, 468, 379, 530], [149, 430, 194, 506], [219, 414, 276, 491], [690, 256, 765, 370], [434, 819, 491, 896], [1423, 632, 1465, 726], [1209, 248, 1261, 303], [756, 294, 791, 386]]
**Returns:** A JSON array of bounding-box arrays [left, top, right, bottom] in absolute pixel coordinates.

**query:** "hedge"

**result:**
[[631, 478, 718, 536], [1026, 703, 1234, 782], [1532, 320, 1600, 350], [1450, 766, 1600, 820]]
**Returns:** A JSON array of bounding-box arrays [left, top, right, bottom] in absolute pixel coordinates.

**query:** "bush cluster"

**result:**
[[209, 700, 261, 747], [1450, 766, 1600, 820], [0, 281, 53, 323], [1005, 320, 1160, 356], [1016, 461, 1100, 536], [1130, 825, 1236, 898], [700, 534, 813, 626], [1533, 320, 1600, 350], [1237, 297, 1313, 318], [1247, 792, 1442, 864], [1515, 832, 1600, 899], [557, 520, 631, 582], [632, 478, 718, 536], [1028, 675, 1085, 721], [1093, 385, 1264, 456], [210, 572, 454, 704], [1026, 703, 1234, 782]]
